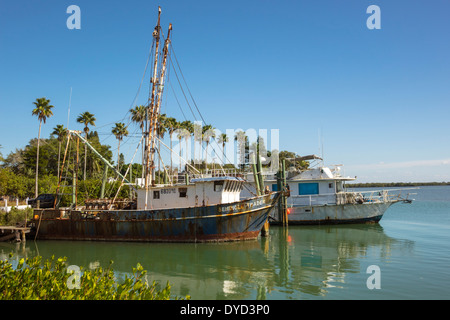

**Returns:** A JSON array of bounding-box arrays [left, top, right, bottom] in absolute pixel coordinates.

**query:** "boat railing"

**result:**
[[289, 193, 337, 207], [288, 188, 417, 206], [342, 188, 418, 204], [134, 168, 244, 186], [188, 168, 244, 179]]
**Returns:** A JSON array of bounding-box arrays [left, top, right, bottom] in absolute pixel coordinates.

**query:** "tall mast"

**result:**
[[148, 22, 172, 183], [144, 6, 161, 209], [144, 7, 172, 210]]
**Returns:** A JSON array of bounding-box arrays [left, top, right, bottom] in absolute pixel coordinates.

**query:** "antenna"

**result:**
[[318, 128, 324, 166], [67, 87, 72, 129]]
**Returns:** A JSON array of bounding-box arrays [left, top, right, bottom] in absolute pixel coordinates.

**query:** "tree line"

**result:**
[[0, 97, 306, 203]]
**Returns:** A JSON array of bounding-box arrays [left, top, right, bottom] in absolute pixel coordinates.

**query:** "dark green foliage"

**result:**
[[0, 207, 33, 226], [0, 254, 189, 300]]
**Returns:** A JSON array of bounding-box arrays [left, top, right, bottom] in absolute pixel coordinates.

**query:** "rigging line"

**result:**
[[98, 37, 156, 139], [97, 40, 156, 138], [111, 135, 143, 204], [163, 45, 187, 121], [167, 50, 198, 121], [111, 127, 140, 159], [169, 81, 187, 121], [160, 29, 194, 122], [154, 144, 173, 185], [99, 117, 134, 145], [131, 40, 155, 110], [97, 113, 133, 130], [170, 44, 206, 124], [155, 135, 201, 174]]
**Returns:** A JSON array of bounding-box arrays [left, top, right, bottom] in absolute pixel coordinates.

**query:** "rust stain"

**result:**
[[30, 193, 278, 243]]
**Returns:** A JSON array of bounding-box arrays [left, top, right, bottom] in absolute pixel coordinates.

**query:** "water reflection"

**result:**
[[0, 224, 414, 300]]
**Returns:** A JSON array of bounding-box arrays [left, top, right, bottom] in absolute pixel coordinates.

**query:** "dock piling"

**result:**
[[277, 159, 288, 226]]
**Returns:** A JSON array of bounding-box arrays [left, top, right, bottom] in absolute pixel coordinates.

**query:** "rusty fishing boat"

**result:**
[[30, 7, 279, 242]]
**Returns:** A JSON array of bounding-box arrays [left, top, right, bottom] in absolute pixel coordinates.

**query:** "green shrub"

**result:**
[[0, 254, 190, 300], [0, 207, 33, 226]]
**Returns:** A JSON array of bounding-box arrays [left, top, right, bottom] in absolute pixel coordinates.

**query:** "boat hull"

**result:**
[[30, 193, 278, 242], [270, 201, 396, 225]]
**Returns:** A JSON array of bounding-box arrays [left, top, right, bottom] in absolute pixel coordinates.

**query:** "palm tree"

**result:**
[[111, 122, 129, 171], [156, 114, 167, 177], [164, 117, 179, 173], [32, 97, 54, 197], [217, 133, 229, 165], [175, 127, 188, 172], [180, 120, 194, 169], [193, 122, 202, 166], [76, 111, 96, 180], [235, 130, 247, 169], [202, 124, 215, 170], [130, 105, 147, 179], [52, 124, 67, 179], [130, 105, 146, 132]]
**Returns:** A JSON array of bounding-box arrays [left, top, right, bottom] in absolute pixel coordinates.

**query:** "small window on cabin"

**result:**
[[179, 187, 187, 198], [214, 181, 224, 192], [329, 183, 333, 188], [153, 190, 160, 199]]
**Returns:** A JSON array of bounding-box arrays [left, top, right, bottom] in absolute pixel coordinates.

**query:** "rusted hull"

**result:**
[[31, 193, 279, 243]]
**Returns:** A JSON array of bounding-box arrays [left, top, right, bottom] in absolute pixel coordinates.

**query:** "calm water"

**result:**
[[1, 186, 449, 300]]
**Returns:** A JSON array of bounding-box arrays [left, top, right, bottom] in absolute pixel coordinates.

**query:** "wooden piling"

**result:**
[[277, 159, 288, 226], [261, 221, 270, 237]]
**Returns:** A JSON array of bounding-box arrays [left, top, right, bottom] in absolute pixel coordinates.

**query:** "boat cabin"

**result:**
[[273, 167, 354, 206], [136, 176, 244, 210], [241, 166, 356, 207]]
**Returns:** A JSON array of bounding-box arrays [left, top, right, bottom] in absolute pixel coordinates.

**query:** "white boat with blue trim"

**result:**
[[241, 155, 415, 225]]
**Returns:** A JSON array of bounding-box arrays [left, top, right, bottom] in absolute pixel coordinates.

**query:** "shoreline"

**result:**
[[345, 182, 450, 188]]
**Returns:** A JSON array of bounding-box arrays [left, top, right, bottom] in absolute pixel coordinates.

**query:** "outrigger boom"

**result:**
[[68, 130, 136, 191]]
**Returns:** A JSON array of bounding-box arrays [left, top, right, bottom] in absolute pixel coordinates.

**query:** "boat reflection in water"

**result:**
[[1, 224, 414, 299]]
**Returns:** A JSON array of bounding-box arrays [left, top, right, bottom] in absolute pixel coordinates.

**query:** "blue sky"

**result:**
[[1, 0, 449, 182]]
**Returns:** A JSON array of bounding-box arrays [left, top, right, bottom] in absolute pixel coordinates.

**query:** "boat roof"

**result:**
[[190, 176, 245, 183]]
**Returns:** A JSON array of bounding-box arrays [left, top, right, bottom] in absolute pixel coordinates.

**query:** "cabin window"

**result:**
[[298, 183, 319, 195], [214, 181, 224, 192], [153, 190, 160, 199], [179, 187, 187, 198], [329, 183, 333, 189]]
